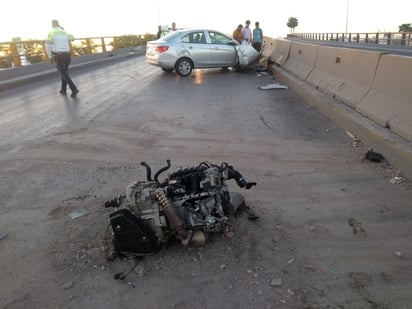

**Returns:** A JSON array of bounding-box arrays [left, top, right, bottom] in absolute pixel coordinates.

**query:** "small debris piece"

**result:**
[[68, 208, 88, 219], [247, 210, 259, 221], [258, 83, 288, 90], [348, 218, 366, 235], [346, 130, 360, 147], [346, 130, 357, 140], [62, 280, 73, 289], [287, 258, 295, 265], [390, 175, 406, 185], [394, 251, 403, 259], [270, 278, 283, 287], [134, 265, 145, 277], [114, 272, 126, 280], [0, 233, 8, 241], [365, 148, 384, 163]]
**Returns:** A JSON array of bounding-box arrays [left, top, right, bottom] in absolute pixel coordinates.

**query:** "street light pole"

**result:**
[[345, 0, 349, 33], [158, 0, 161, 26]]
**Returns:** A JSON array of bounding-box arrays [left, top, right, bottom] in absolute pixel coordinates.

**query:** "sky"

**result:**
[[0, 0, 411, 42]]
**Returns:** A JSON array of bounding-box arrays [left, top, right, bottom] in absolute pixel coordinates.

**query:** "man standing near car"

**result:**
[[252, 21, 263, 52], [242, 20, 253, 44], [233, 24, 243, 43], [46, 19, 79, 97]]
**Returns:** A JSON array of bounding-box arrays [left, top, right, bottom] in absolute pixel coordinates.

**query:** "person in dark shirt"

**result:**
[[252, 21, 263, 52]]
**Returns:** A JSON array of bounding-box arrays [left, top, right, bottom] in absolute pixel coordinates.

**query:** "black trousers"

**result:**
[[54, 52, 77, 92], [252, 42, 262, 53]]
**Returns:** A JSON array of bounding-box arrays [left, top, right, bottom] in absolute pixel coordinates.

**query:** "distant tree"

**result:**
[[287, 17, 299, 34], [398, 23, 412, 32]]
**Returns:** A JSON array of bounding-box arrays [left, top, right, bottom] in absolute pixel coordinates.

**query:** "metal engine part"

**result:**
[[105, 160, 256, 255]]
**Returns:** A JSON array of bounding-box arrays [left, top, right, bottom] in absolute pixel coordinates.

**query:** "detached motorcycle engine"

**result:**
[[105, 160, 256, 256]]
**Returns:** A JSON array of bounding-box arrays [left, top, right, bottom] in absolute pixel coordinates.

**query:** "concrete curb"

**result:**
[[0, 47, 146, 91], [270, 64, 412, 180]]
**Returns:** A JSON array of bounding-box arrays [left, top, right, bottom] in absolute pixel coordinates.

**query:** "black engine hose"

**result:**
[[227, 166, 257, 189], [140, 161, 153, 181], [154, 159, 171, 184]]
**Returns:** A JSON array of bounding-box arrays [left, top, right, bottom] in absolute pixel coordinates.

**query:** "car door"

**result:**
[[207, 31, 238, 66], [180, 31, 213, 67]]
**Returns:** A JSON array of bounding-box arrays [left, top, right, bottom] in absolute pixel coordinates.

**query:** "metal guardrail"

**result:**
[[0, 34, 156, 69], [288, 32, 412, 47]]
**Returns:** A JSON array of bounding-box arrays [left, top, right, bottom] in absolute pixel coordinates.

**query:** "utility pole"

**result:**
[[345, 0, 349, 33]]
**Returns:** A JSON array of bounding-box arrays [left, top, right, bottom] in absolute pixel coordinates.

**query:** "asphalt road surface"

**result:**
[[1, 55, 411, 308]]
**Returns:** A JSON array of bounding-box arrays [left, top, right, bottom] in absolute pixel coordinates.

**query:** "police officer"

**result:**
[[46, 20, 79, 97]]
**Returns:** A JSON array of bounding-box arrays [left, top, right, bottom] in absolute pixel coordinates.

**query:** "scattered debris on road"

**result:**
[[348, 218, 367, 236], [390, 173, 406, 186], [365, 148, 384, 163], [0, 233, 8, 241], [346, 130, 360, 147], [394, 251, 403, 259], [258, 83, 288, 90], [68, 208, 88, 219]]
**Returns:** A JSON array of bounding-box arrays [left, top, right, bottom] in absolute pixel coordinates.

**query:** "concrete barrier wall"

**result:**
[[270, 39, 291, 66], [283, 42, 318, 80], [305, 46, 381, 109], [272, 39, 412, 143], [262, 36, 276, 60], [0, 47, 145, 91], [0, 47, 142, 83], [358, 54, 412, 141]]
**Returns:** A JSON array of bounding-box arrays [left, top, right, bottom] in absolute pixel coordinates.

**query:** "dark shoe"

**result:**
[[70, 89, 79, 98], [59, 90, 67, 95]]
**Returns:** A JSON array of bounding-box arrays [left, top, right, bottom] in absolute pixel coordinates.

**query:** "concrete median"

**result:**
[[358, 54, 412, 142], [283, 41, 318, 80], [270, 39, 291, 66], [305, 46, 382, 109], [0, 47, 145, 91]]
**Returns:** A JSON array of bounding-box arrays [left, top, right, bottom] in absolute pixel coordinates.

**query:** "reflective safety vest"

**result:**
[[46, 27, 74, 57]]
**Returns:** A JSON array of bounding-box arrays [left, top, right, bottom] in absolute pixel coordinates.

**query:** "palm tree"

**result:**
[[287, 17, 299, 34], [398, 23, 412, 32]]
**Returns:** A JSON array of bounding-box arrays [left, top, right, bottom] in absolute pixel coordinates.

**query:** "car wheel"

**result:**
[[175, 58, 193, 77], [162, 68, 173, 73]]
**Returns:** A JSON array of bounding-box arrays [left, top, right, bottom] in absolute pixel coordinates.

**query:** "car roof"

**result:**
[[175, 28, 225, 34]]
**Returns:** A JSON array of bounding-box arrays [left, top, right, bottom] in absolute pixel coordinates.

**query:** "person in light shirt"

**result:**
[[46, 19, 79, 97], [241, 20, 253, 44]]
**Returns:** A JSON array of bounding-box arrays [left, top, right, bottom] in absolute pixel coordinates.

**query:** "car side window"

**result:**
[[208, 31, 230, 44], [183, 32, 206, 44], [182, 34, 191, 43]]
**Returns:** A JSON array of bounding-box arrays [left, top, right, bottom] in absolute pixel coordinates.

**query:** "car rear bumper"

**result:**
[[146, 54, 176, 70]]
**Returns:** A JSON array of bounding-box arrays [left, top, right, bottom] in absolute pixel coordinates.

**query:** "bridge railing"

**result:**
[[288, 32, 412, 47], [0, 34, 156, 69]]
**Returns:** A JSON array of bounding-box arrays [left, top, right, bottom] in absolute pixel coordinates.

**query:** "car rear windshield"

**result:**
[[161, 31, 181, 41]]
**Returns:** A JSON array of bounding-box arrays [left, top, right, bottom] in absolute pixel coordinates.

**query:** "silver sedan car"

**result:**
[[146, 29, 257, 76]]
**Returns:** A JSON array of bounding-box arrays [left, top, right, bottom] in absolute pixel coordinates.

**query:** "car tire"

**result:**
[[175, 58, 193, 77], [162, 68, 173, 73]]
